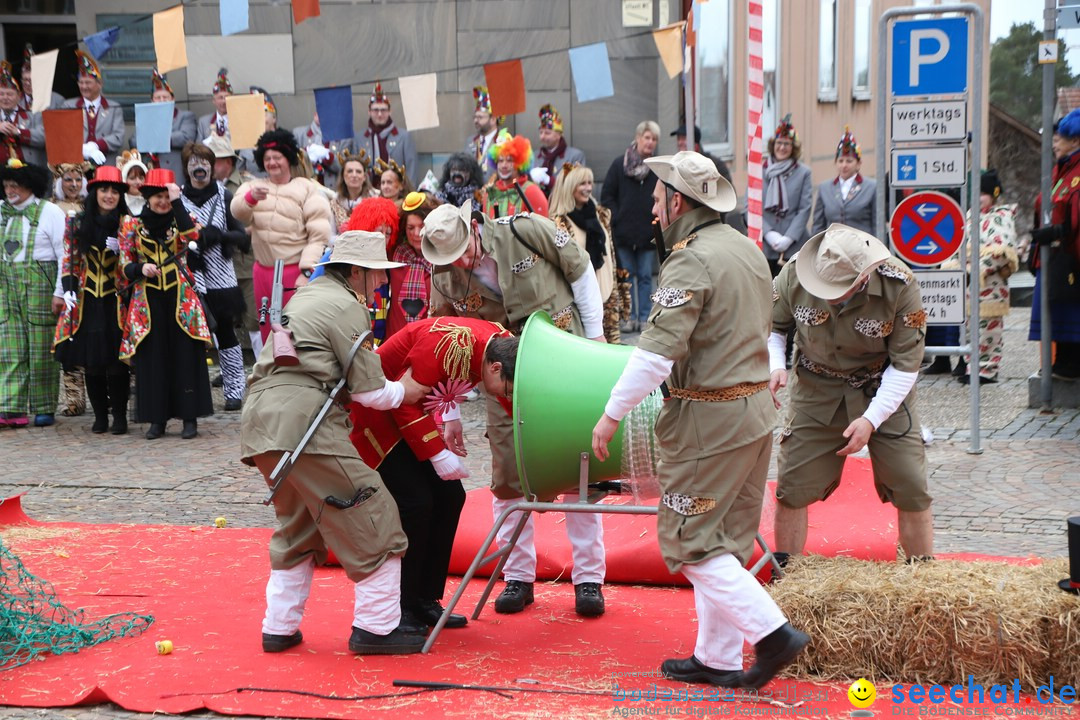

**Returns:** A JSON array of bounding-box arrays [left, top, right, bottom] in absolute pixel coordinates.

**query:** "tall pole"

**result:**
[[1040, 0, 1055, 410]]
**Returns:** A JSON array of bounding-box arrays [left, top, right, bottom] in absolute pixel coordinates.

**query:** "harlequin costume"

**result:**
[[117, 168, 213, 438], [54, 165, 131, 433], [350, 316, 511, 627], [483, 132, 548, 219]]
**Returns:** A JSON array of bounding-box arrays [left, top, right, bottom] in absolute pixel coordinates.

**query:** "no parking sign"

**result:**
[[888, 191, 965, 267]]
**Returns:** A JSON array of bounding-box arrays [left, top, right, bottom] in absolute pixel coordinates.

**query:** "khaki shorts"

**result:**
[[776, 400, 931, 512]]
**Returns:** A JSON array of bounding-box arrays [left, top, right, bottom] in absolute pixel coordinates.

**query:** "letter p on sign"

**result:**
[[891, 17, 968, 96]]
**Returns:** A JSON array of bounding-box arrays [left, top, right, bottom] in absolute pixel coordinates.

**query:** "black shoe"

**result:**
[[959, 374, 997, 385], [110, 415, 128, 435], [574, 582, 605, 617], [348, 625, 425, 655], [922, 356, 952, 375], [412, 599, 467, 629], [661, 656, 744, 688], [741, 623, 810, 690], [951, 357, 968, 377], [224, 397, 243, 411], [397, 608, 431, 635], [493, 580, 534, 614], [262, 630, 303, 653], [211, 372, 223, 388], [181, 419, 198, 439], [91, 414, 109, 434], [33, 414, 55, 427], [145, 423, 165, 440]]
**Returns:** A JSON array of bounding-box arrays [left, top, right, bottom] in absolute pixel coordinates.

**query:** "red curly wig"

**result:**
[[346, 196, 400, 249], [488, 133, 533, 174]]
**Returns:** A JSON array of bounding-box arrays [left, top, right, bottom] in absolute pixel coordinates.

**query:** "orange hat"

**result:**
[[151, 68, 173, 97]]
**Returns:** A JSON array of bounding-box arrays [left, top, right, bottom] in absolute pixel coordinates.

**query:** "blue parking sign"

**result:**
[[892, 17, 968, 96]]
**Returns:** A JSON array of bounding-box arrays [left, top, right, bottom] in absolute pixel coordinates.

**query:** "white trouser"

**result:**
[[492, 495, 606, 585], [680, 553, 788, 670], [263, 556, 315, 635], [249, 330, 264, 360], [353, 555, 403, 635]]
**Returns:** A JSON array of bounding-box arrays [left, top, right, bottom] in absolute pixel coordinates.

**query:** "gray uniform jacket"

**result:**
[[810, 175, 878, 237], [761, 161, 813, 261], [360, 120, 417, 187], [197, 112, 228, 142]]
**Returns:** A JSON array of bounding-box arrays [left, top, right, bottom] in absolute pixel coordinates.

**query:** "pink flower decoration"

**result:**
[[422, 378, 473, 414]]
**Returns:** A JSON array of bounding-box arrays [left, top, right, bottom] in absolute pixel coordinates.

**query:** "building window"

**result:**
[[696, 0, 732, 156], [762, 0, 780, 141], [853, 0, 872, 100], [818, 0, 838, 102]]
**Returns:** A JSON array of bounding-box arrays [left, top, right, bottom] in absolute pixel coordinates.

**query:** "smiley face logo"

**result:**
[[848, 678, 876, 708]]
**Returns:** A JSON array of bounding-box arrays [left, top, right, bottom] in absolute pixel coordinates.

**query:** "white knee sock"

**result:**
[[353, 555, 403, 635], [263, 557, 315, 635]]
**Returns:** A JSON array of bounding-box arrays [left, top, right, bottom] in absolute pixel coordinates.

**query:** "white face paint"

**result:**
[[187, 156, 212, 187]]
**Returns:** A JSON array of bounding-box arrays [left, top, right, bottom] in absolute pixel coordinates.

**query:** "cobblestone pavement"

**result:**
[[0, 307, 1076, 720]]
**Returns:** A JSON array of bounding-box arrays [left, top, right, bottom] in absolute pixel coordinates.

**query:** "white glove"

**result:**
[[773, 234, 795, 253], [528, 166, 550, 185], [764, 231, 782, 251], [62, 290, 77, 311], [105, 236, 119, 254], [306, 143, 331, 165], [430, 449, 470, 481], [82, 142, 105, 165]]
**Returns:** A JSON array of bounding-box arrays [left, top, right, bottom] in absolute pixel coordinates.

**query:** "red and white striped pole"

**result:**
[[746, 0, 764, 246]]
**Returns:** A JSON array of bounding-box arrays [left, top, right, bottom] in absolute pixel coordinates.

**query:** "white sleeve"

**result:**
[[862, 366, 918, 430], [768, 332, 788, 373], [350, 380, 405, 410], [603, 347, 674, 421], [44, 204, 67, 297], [442, 403, 462, 422], [570, 269, 605, 339]]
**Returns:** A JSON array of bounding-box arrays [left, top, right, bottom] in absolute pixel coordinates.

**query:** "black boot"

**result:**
[[951, 356, 967, 377], [107, 371, 129, 435], [922, 356, 952, 375], [85, 373, 110, 434], [181, 419, 198, 439], [145, 423, 165, 440]]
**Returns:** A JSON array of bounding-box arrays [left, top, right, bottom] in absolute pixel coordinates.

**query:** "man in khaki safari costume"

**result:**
[[421, 200, 609, 618], [768, 223, 934, 564], [592, 151, 808, 690], [241, 231, 430, 656]]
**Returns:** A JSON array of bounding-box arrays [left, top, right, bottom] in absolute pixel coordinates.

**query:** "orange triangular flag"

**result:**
[[293, 0, 320, 24], [652, 23, 685, 79], [686, 6, 696, 48], [483, 59, 526, 117], [42, 109, 84, 166]]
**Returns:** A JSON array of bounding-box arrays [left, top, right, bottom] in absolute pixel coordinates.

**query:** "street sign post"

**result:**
[[889, 191, 965, 267], [891, 17, 969, 96], [913, 269, 966, 325], [890, 145, 967, 187], [890, 100, 967, 142]]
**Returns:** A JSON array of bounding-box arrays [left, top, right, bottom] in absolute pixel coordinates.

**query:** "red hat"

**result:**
[[141, 167, 175, 194], [88, 165, 124, 186]]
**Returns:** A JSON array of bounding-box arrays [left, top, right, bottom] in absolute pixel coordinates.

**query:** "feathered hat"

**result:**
[[773, 113, 797, 143], [212, 68, 232, 95], [835, 125, 860, 160], [370, 81, 390, 107], [0, 61, 19, 93], [473, 85, 503, 126], [75, 50, 102, 83], [151, 68, 173, 97], [488, 131, 533, 174], [250, 85, 276, 116], [346, 196, 400, 247], [538, 103, 563, 133], [116, 149, 148, 182]]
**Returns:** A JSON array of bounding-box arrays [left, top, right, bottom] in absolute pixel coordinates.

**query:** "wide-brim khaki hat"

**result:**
[[421, 200, 478, 265], [204, 132, 238, 159], [644, 150, 736, 213], [796, 223, 893, 300], [315, 230, 404, 270]]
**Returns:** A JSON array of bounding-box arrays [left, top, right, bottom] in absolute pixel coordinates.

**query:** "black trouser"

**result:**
[[377, 441, 466, 605]]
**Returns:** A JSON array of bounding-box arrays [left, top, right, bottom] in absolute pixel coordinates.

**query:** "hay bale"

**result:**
[[769, 555, 1080, 690]]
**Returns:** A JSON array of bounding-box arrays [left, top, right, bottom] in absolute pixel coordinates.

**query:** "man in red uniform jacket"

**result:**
[[350, 316, 518, 631]]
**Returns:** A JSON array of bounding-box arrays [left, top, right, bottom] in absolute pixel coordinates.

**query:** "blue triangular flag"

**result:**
[[84, 27, 120, 61], [568, 43, 614, 103], [220, 0, 249, 36], [314, 86, 354, 142]]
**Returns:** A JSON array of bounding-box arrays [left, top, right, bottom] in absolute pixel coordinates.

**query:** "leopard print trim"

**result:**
[[452, 293, 484, 314], [662, 492, 717, 517], [902, 309, 927, 329], [797, 355, 886, 388], [772, 279, 780, 303], [793, 305, 829, 326], [671, 233, 696, 252], [877, 261, 913, 284], [512, 254, 540, 274], [551, 305, 574, 330], [668, 381, 768, 402], [553, 228, 571, 248], [495, 212, 530, 225], [651, 286, 694, 308], [853, 318, 894, 338]]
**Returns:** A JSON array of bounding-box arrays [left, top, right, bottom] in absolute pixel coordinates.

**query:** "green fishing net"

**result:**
[[0, 537, 154, 670]]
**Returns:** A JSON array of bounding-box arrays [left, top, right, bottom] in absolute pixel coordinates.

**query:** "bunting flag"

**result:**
[[397, 73, 439, 131], [29, 49, 58, 114], [153, 6, 188, 74], [483, 59, 525, 117], [135, 101, 174, 154], [226, 93, 266, 150], [568, 43, 614, 103], [41, 109, 84, 165], [313, 85, 354, 141], [220, 0, 249, 36], [652, 23, 684, 79], [292, 0, 321, 25], [83, 27, 119, 61], [746, 0, 764, 245]]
